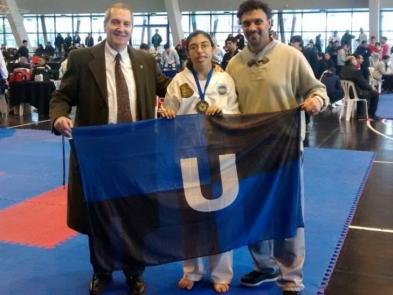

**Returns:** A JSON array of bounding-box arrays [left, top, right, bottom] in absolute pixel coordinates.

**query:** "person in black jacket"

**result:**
[[341, 56, 379, 120], [64, 33, 72, 50], [44, 41, 55, 57], [354, 40, 371, 81], [320, 67, 344, 105], [85, 33, 94, 47], [54, 33, 64, 56], [221, 36, 239, 70], [16, 40, 29, 59]]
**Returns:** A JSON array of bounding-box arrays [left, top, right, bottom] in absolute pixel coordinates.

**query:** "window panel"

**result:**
[[132, 26, 147, 48], [214, 32, 231, 48], [73, 16, 91, 33], [24, 16, 38, 33], [0, 18, 4, 34], [92, 33, 103, 44], [282, 13, 302, 33], [352, 12, 369, 32], [212, 13, 233, 33], [271, 14, 278, 32], [1, 9, 390, 57], [302, 12, 326, 32], [91, 16, 104, 34], [150, 13, 168, 25], [5, 34, 16, 47], [381, 11, 393, 44], [55, 16, 73, 33], [27, 33, 39, 48], [3, 18, 12, 34], [133, 14, 147, 26], [326, 12, 351, 31], [181, 14, 190, 33], [194, 14, 211, 32]]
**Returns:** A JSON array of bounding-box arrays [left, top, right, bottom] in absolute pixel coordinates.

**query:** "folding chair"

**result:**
[[368, 67, 382, 93], [340, 80, 368, 121]]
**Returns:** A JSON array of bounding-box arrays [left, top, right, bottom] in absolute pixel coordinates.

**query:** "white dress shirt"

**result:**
[[105, 42, 137, 123]]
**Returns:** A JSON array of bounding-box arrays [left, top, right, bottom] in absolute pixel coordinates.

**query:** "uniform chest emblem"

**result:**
[[217, 84, 228, 95], [180, 83, 194, 98]]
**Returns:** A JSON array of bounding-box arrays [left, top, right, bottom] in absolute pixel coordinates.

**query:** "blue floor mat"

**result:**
[[376, 93, 393, 119], [0, 130, 374, 294]]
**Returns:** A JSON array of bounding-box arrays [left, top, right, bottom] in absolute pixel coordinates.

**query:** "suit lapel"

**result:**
[[129, 47, 144, 120], [88, 42, 107, 105]]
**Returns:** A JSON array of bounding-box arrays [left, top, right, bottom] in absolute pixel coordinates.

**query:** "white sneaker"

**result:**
[[333, 100, 343, 107]]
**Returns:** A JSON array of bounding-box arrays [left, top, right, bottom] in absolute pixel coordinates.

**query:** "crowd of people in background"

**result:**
[[280, 29, 391, 121], [0, 22, 392, 122]]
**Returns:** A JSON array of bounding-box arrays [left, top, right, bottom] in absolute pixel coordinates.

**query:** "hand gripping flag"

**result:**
[[71, 108, 304, 271]]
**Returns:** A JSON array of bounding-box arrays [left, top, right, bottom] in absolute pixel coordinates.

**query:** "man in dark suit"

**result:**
[[49, 3, 170, 295], [341, 55, 379, 120]]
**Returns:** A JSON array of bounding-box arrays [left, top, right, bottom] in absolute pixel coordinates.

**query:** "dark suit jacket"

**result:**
[[50, 41, 170, 234], [340, 64, 373, 96]]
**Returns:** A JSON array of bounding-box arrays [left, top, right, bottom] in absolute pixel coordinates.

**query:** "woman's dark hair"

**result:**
[[225, 36, 237, 44], [185, 30, 214, 51], [237, 0, 272, 21], [184, 30, 215, 71]]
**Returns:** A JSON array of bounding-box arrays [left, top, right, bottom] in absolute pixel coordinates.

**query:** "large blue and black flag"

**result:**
[[71, 108, 303, 271]]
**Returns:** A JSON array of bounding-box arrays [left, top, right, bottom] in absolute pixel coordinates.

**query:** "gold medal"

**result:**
[[196, 101, 209, 113]]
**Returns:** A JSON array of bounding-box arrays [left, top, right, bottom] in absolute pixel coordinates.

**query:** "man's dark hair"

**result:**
[[139, 43, 150, 50], [237, 0, 272, 21], [290, 35, 303, 44], [345, 55, 355, 65]]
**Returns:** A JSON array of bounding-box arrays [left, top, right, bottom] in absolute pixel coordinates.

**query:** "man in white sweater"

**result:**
[[226, 1, 329, 295]]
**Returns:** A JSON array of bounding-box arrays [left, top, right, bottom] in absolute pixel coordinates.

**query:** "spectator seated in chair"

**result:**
[[320, 67, 344, 107], [14, 56, 31, 69], [372, 55, 393, 92], [340, 55, 380, 120], [32, 55, 52, 81]]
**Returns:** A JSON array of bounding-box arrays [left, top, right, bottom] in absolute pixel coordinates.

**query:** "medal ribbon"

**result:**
[[191, 68, 213, 101]]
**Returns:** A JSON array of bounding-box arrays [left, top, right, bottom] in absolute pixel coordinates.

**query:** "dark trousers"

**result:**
[[382, 75, 393, 91], [357, 90, 379, 118], [88, 235, 144, 276]]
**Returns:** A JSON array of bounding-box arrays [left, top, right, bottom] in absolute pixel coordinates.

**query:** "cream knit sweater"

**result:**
[[226, 40, 329, 114]]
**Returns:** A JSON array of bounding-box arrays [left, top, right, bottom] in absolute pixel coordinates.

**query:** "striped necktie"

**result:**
[[115, 53, 132, 123]]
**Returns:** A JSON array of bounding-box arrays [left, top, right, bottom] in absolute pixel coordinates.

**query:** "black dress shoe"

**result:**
[[126, 275, 146, 295], [89, 272, 112, 295]]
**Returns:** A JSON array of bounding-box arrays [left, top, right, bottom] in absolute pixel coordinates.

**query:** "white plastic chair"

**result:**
[[368, 67, 382, 93], [340, 80, 368, 121]]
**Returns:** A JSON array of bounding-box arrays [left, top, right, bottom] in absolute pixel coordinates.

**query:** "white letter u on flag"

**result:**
[[180, 154, 239, 212]]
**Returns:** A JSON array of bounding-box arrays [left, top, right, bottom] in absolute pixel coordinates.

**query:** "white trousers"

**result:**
[[249, 148, 306, 292], [182, 251, 233, 284], [248, 228, 305, 291], [0, 94, 7, 116]]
